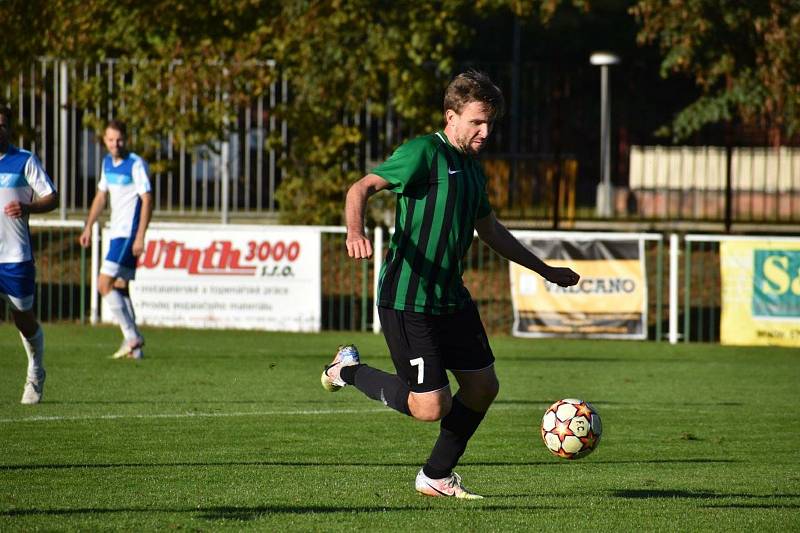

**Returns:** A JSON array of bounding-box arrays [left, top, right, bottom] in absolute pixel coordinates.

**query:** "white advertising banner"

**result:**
[[101, 224, 321, 331]]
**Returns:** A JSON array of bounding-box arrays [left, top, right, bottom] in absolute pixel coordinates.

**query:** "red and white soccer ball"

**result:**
[[541, 399, 602, 459]]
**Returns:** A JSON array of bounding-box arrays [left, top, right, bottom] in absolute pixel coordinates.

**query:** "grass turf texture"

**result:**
[[1, 325, 799, 531]]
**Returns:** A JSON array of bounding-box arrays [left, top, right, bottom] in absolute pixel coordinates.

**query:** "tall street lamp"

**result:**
[[590, 51, 620, 217]]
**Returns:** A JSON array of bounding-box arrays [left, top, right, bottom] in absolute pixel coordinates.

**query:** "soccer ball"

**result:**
[[541, 398, 602, 459]]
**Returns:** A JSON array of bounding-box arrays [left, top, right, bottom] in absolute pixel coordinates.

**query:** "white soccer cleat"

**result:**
[[415, 469, 484, 500], [110, 341, 130, 359], [20, 370, 46, 405], [320, 344, 360, 392], [130, 344, 144, 360], [111, 337, 145, 360]]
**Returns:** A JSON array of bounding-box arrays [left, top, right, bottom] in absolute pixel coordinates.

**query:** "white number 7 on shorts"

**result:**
[[410, 357, 425, 384]]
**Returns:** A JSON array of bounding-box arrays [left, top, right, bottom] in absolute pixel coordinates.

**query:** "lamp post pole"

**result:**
[[590, 52, 620, 217]]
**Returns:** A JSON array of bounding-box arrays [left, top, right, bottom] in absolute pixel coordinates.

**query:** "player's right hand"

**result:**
[[3, 200, 26, 218], [78, 229, 91, 248], [346, 232, 373, 259], [545, 266, 580, 287]]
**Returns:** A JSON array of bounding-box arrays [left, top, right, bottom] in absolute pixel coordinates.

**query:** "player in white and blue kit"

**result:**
[[79, 120, 152, 359], [0, 106, 59, 404]]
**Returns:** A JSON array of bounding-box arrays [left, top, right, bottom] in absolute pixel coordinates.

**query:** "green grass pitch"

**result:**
[[1, 324, 799, 531]]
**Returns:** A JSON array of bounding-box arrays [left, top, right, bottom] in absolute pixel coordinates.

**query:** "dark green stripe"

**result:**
[[426, 146, 460, 311], [403, 151, 441, 309], [382, 196, 417, 305]]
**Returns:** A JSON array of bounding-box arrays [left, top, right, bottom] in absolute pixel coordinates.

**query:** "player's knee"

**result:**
[[97, 276, 114, 295], [476, 378, 500, 409], [461, 377, 499, 412], [486, 377, 500, 402], [11, 310, 39, 337], [410, 395, 452, 422], [414, 406, 447, 422]]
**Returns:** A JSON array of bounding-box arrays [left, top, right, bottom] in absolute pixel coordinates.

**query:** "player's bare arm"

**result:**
[[3, 192, 58, 218], [475, 212, 580, 287], [345, 173, 391, 260], [78, 190, 108, 247], [132, 192, 153, 257]]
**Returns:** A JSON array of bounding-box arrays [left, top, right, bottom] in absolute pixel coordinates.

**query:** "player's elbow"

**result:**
[[45, 194, 59, 213], [475, 217, 499, 245]]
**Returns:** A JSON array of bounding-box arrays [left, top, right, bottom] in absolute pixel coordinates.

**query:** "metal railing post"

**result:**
[[59, 61, 68, 220], [372, 226, 383, 334], [668, 233, 679, 344], [655, 236, 664, 342], [683, 237, 692, 343], [80, 241, 86, 324], [90, 222, 100, 324], [221, 135, 230, 224]]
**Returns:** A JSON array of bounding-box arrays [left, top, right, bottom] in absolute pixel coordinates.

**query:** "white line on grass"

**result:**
[[0, 403, 531, 425], [0, 407, 393, 424], [0, 402, 699, 425]]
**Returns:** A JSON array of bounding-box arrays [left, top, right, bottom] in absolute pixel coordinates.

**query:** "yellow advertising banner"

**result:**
[[720, 240, 800, 347], [510, 237, 647, 339]]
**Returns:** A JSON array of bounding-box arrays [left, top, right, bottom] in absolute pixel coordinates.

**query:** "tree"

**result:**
[[270, 1, 473, 224], [34, 1, 279, 157], [1, 0, 582, 224], [631, 0, 800, 145], [271, 0, 587, 224]]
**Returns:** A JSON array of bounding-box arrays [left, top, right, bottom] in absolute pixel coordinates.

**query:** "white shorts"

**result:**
[[101, 237, 137, 280], [100, 260, 137, 281], [0, 291, 34, 312]]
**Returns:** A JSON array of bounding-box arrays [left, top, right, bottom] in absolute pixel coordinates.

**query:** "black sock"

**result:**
[[423, 397, 486, 479], [340, 364, 411, 416]]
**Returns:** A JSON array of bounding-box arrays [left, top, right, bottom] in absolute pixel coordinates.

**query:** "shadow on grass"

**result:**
[[43, 400, 275, 405], [0, 458, 740, 471], [612, 489, 800, 507], [1, 503, 559, 520], [493, 399, 623, 406], [701, 503, 800, 509], [497, 356, 626, 363], [35, 398, 744, 408], [493, 399, 744, 407]]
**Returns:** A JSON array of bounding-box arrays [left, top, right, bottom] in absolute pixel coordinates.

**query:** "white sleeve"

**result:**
[[24, 154, 56, 197], [132, 158, 152, 195]]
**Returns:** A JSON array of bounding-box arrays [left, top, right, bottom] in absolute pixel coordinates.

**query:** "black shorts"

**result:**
[[378, 301, 495, 393]]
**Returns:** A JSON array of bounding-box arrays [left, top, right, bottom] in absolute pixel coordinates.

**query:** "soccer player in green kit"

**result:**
[[322, 71, 580, 498]]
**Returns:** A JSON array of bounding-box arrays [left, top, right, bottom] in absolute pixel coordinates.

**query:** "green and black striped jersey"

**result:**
[[374, 130, 492, 314]]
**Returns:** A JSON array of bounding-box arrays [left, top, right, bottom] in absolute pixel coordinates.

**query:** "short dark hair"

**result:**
[[0, 104, 13, 126], [443, 70, 505, 119], [105, 119, 127, 137]]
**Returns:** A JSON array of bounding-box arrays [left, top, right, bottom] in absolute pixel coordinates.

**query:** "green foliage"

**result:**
[[632, 0, 800, 143], [272, 0, 586, 224], [1, 0, 280, 171], [271, 1, 472, 224], [1, 0, 582, 224]]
